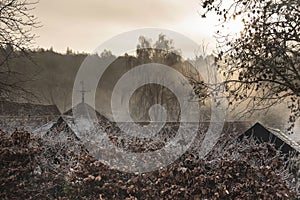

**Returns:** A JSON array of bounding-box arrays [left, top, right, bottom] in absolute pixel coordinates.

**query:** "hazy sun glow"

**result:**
[[222, 16, 245, 36], [32, 0, 221, 54]]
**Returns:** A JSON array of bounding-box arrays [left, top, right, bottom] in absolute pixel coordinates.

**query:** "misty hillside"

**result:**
[[4, 49, 209, 122]]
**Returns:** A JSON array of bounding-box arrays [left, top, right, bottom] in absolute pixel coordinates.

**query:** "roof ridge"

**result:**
[[266, 126, 300, 153]]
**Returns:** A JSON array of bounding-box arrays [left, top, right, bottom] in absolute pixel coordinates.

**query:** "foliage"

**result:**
[[200, 0, 300, 131], [136, 34, 181, 65], [0, 130, 67, 199], [133, 34, 207, 121], [0, 0, 39, 100], [0, 129, 298, 199]]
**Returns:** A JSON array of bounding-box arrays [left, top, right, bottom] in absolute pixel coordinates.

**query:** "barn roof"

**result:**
[[0, 101, 60, 116], [267, 126, 300, 153], [64, 102, 109, 122], [239, 122, 300, 155]]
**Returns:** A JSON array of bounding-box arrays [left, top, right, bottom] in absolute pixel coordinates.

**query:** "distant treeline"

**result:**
[[2, 45, 211, 122], [1, 46, 290, 127]]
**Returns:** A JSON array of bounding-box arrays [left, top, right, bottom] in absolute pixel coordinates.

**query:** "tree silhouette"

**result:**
[[132, 34, 206, 122], [201, 0, 300, 131], [0, 0, 39, 100]]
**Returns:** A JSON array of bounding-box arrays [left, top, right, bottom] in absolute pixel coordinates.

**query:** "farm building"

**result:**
[[40, 102, 111, 139], [0, 100, 60, 132], [239, 122, 300, 155]]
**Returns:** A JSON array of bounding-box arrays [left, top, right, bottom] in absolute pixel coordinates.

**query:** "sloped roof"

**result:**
[[0, 101, 60, 116], [27, 102, 111, 140], [45, 116, 79, 140], [239, 122, 300, 155], [267, 126, 300, 153], [290, 126, 300, 145], [32, 120, 57, 135], [64, 102, 108, 122]]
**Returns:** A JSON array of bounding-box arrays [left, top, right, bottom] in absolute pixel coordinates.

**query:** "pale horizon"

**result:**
[[32, 0, 226, 54]]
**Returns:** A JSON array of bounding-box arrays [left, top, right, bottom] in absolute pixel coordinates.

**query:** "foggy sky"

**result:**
[[32, 0, 220, 54]]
